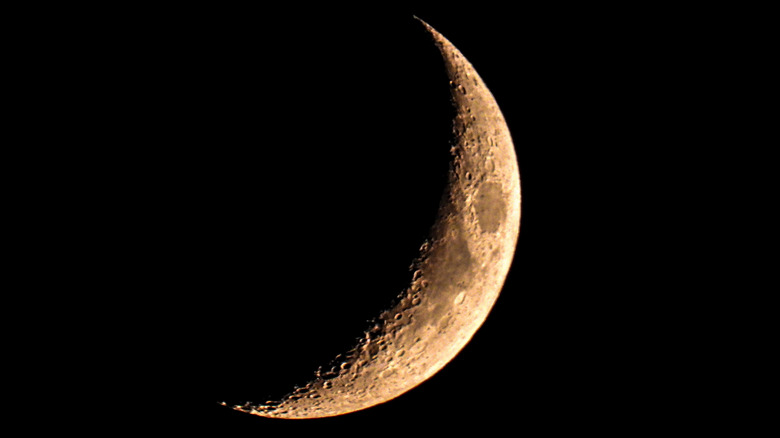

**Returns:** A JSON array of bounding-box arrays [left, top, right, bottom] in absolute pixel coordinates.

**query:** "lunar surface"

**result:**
[[230, 18, 521, 419]]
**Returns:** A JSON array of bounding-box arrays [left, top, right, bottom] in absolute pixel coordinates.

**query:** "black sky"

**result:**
[[35, 5, 688, 434]]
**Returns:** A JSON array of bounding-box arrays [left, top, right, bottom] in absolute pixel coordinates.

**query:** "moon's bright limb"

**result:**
[[232, 17, 521, 419]]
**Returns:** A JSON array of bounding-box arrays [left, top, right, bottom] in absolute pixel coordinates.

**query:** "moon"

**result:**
[[229, 17, 520, 419]]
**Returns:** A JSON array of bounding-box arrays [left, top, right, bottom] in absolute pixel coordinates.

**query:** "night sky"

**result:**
[[38, 4, 673, 434]]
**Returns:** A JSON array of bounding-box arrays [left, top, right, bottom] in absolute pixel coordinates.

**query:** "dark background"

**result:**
[[172, 9, 619, 433], [18, 4, 712, 434]]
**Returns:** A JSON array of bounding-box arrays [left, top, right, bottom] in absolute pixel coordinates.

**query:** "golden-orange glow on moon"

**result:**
[[232, 17, 521, 419]]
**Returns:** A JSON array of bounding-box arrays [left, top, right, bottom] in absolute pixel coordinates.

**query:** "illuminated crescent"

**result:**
[[231, 17, 521, 419]]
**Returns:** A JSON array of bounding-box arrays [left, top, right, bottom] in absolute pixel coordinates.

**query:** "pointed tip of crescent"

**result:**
[[412, 15, 442, 40]]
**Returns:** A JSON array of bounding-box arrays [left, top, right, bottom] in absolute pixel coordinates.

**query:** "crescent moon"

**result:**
[[230, 17, 521, 419]]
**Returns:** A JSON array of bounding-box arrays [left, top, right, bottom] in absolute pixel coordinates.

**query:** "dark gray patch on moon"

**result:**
[[425, 225, 473, 291], [474, 182, 505, 233], [445, 230, 473, 279]]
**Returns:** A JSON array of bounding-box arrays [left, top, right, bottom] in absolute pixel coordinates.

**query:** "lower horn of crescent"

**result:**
[[233, 18, 521, 419]]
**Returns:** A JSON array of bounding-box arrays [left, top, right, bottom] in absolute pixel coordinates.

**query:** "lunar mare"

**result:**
[[232, 18, 521, 419]]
